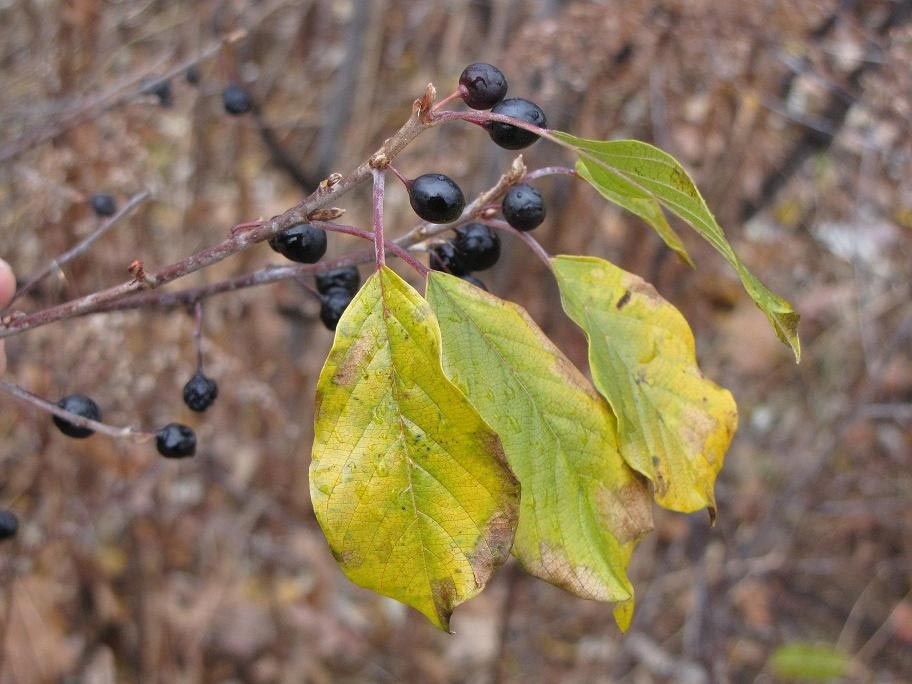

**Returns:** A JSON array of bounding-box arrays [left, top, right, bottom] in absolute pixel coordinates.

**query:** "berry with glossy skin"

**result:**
[[155, 423, 196, 459], [316, 266, 360, 296], [408, 174, 465, 224], [90, 193, 117, 217], [223, 84, 253, 115], [320, 288, 353, 331], [459, 63, 508, 110], [487, 98, 547, 149], [502, 183, 546, 231], [460, 274, 488, 291], [428, 241, 468, 275], [53, 394, 101, 439], [0, 510, 18, 541], [269, 223, 328, 264], [453, 222, 501, 271], [183, 371, 218, 412]]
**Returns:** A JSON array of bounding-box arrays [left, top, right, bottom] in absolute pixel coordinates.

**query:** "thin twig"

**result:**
[[0, 379, 150, 440], [9, 191, 151, 307], [484, 219, 552, 268], [372, 169, 386, 268], [194, 301, 204, 371]]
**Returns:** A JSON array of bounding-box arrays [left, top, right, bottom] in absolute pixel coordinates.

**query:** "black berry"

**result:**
[[502, 183, 546, 231], [320, 288, 353, 331], [408, 174, 465, 224], [453, 223, 501, 271], [185, 66, 201, 86], [53, 394, 101, 439], [223, 84, 253, 115], [183, 371, 218, 412], [0, 510, 18, 541], [460, 274, 489, 291], [428, 242, 468, 276], [316, 266, 360, 296], [90, 193, 117, 217], [155, 423, 196, 459], [459, 63, 508, 110], [269, 223, 328, 264], [487, 98, 547, 149], [143, 79, 174, 107]]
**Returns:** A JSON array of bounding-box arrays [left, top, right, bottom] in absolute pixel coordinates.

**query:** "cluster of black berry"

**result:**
[[316, 266, 360, 330], [429, 223, 501, 291]]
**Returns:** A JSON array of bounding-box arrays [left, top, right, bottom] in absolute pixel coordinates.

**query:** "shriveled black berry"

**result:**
[[185, 66, 201, 86], [502, 183, 546, 231], [408, 174, 465, 224], [0, 510, 18, 541], [459, 63, 508, 110], [320, 288, 353, 331], [53, 394, 101, 439], [223, 84, 253, 115], [155, 423, 196, 459], [453, 223, 501, 271], [269, 223, 327, 264], [90, 193, 117, 217], [183, 371, 218, 412], [487, 98, 547, 149], [460, 274, 489, 291], [316, 265, 360, 296], [428, 242, 469, 276]]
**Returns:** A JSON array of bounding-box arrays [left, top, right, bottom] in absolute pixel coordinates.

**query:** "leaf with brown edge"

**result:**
[[427, 272, 652, 630], [310, 266, 519, 631], [552, 255, 738, 516]]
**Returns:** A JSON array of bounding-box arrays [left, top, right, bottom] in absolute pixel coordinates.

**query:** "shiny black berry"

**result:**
[[0, 510, 18, 541], [90, 193, 117, 217], [453, 223, 500, 271], [429, 242, 469, 276], [183, 371, 218, 412], [155, 423, 196, 459], [502, 183, 546, 231], [408, 174, 465, 224], [269, 224, 327, 264], [459, 63, 508, 110], [320, 288, 353, 331], [53, 394, 101, 439], [223, 84, 253, 115], [316, 266, 360, 296], [487, 98, 547, 149], [460, 274, 488, 291]]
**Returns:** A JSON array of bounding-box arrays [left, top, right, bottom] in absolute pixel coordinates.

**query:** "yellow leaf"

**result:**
[[552, 256, 738, 515], [310, 266, 519, 631]]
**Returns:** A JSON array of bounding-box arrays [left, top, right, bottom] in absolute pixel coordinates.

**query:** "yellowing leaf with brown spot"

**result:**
[[427, 273, 652, 630], [552, 256, 738, 516], [310, 266, 519, 631]]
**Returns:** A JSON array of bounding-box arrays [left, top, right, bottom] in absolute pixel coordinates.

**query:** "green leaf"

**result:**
[[426, 272, 653, 631], [310, 266, 520, 631], [768, 643, 851, 680], [573, 159, 694, 267], [551, 131, 800, 361], [552, 256, 738, 515]]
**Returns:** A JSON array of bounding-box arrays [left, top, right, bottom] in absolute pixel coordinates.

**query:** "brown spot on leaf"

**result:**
[[616, 290, 632, 309], [333, 333, 373, 386], [430, 577, 456, 632], [594, 478, 654, 544]]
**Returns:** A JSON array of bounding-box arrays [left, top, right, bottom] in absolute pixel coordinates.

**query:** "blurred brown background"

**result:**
[[1, 1, 911, 682]]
